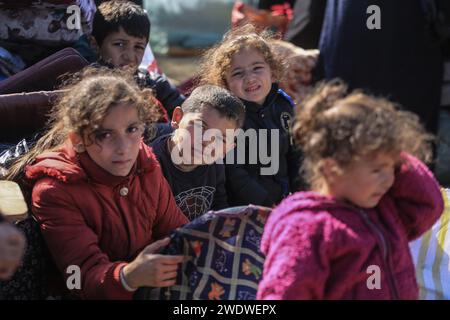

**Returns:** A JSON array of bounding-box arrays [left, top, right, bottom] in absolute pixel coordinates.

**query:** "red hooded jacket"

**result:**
[[257, 154, 444, 300], [25, 141, 188, 299]]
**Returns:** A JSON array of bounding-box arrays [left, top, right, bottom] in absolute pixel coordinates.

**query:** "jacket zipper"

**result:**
[[358, 209, 400, 299]]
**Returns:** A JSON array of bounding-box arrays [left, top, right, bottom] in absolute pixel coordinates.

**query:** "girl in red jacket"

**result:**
[[257, 80, 444, 300], [8, 68, 189, 299]]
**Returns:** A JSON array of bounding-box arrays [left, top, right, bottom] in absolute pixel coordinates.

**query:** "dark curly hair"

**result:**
[[292, 80, 433, 189]]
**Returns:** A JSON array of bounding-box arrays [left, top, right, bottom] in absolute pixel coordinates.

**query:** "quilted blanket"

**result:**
[[135, 205, 271, 300]]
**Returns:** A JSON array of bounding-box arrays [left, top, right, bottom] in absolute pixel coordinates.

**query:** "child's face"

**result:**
[[98, 27, 147, 69], [171, 107, 238, 167], [330, 153, 397, 208], [225, 48, 273, 105], [83, 103, 144, 177]]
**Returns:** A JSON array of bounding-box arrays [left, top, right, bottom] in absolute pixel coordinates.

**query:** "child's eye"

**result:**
[[95, 132, 112, 142], [113, 42, 125, 48], [127, 126, 140, 134], [232, 71, 243, 78], [135, 45, 145, 51], [371, 166, 382, 172]]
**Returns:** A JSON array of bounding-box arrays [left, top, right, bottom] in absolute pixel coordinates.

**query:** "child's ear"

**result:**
[[68, 132, 86, 153], [320, 158, 341, 183], [171, 106, 184, 129], [68, 132, 81, 145]]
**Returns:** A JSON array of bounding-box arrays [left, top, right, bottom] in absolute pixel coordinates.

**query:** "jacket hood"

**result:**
[[25, 140, 158, 186]]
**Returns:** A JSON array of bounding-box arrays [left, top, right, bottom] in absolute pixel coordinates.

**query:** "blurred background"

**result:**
[[143, 0, 255, 85]]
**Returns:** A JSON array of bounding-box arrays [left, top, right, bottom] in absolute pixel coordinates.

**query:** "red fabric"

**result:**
[[231, 1, 293, 34], [153, 97, 169, 123], [258, 154, 444, 300], [231, 1, 246, 28], [270, 3, 293, 20], [176, 75, 199, 96], [26, 141, 188, 299]]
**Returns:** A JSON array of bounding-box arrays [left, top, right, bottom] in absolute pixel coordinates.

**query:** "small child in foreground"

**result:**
[[257, 81, 444, 300]]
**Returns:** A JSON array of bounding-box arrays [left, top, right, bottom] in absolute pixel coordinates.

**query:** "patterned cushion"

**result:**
[[135, 205, 271, 300]]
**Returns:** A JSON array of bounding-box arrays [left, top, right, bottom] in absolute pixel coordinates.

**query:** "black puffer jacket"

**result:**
[[225, 84, 303, 207]]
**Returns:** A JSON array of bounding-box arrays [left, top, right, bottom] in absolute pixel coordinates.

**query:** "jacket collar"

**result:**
[[77, 150, 137, 187]]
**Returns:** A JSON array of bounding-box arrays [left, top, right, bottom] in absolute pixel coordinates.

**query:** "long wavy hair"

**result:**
[[6, 67, 160, 182]]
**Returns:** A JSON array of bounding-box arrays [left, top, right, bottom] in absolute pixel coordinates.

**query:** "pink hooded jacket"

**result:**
[[257, 154, 444, 300]]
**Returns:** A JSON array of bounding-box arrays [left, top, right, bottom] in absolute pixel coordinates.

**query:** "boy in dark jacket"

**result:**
[[226, 83, 302, 207], [149, 85, 245, 221], [89, 1, 184, 117]]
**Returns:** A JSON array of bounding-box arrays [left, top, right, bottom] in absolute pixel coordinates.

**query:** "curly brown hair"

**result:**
[[199, 24, 285, 88], [292, 80, 433, 189], [7, 67, 160, 181]]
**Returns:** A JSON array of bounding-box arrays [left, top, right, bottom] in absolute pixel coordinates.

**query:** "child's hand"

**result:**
[[122, 237, 184, 289], [0, 222, 26, 280]]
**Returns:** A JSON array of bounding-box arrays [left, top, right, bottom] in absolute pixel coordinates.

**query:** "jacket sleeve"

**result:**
[[152, 168, 189, 240], [211, 165, 228, 211], [150, 73, 185, 118], [257, 212, 331, 300], [225, 163, 282, 207], [388, 153, 444, 241], [31, 179, 133, 300]]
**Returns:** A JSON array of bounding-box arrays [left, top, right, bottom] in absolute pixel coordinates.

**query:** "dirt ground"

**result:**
[[156, 54, 201, 86]]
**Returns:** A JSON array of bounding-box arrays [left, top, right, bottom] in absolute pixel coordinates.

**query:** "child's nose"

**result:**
[[245, 74, 257, 84], [115, 136, 131, 154], [122, 49, 133, 64]]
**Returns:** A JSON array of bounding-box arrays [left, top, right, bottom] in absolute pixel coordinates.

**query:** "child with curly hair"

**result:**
[[257, 80, 444, 299], [200, 24, 303, 207]]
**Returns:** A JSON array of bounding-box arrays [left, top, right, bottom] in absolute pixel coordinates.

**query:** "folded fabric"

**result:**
[[135, 205, 271, 300], [0, 46, 26, 77], [410, 188, 450, 300], [0, 90, 63, 144], [0, 47, 88, 95], [0, 1, 96, 45]]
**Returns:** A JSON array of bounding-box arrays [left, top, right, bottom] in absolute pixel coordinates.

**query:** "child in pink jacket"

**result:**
[[257, 81, 444, 300]]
